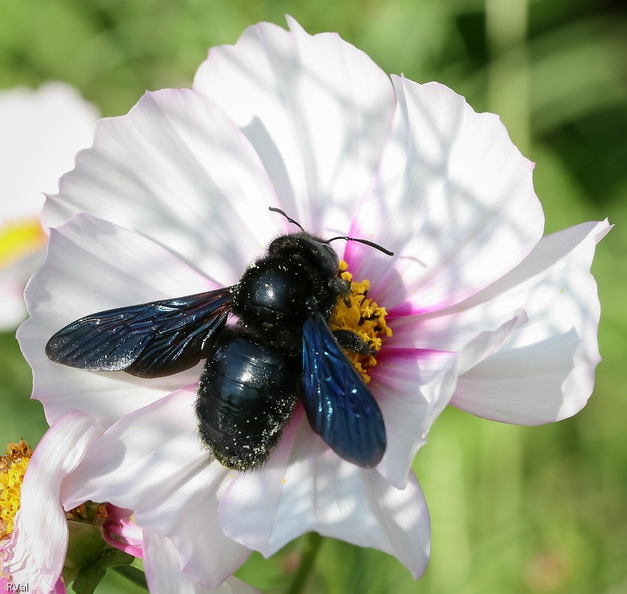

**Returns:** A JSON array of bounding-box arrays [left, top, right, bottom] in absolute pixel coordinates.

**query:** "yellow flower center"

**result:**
[[0, 440, 32, 539], [329, 261, 392, 383], [0, 218, 46, 268]]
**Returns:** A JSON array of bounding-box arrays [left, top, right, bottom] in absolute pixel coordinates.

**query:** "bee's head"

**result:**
[[268, 232, 339, 278], [267, 206, 393, 276]]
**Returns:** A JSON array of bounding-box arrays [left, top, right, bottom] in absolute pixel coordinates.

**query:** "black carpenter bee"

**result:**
[[46, 208, 392, 471]]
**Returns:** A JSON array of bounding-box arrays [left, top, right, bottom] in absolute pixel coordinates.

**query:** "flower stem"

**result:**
[[287, 532, 324, 594]]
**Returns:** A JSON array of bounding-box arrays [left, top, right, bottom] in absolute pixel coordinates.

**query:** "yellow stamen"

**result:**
[[329, 261, 392, 383], [0, 440, 33, 539], [0, 219, 46, 268]]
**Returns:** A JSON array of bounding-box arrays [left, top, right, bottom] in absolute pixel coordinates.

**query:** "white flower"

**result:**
[[18, 17, 608, 587], [0, 82, 98, 330]]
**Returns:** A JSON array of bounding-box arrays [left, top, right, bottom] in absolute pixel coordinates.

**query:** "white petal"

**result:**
[[219, 409, 431, 579], [0, 82, 98, 221], [374, 309, 528, 488], [18, 214, 215, 426], [61, 387, 251, 589], [194, 17, 396, 234], [372, 348, 457, 487], [449, 220, 610, 423], [3, 412, 101, 591], [44, 88, 281, 285], [347, 76, 544, 312], [144, 531, 259, 594]]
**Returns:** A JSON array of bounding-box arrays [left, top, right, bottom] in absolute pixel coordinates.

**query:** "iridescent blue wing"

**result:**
[[301, 311, 386, 468], [46, 288, 233, 378]]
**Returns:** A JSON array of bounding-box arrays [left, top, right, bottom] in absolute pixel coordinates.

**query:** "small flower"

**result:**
[[18, 17, 608, 587], [1, 413, 257, 594], [0, 82, 99, 330], [1, 412, 99, 593]]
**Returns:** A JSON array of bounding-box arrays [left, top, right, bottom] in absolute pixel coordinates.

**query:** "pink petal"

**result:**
[[194, 17, 396, 234], [347, 76, 544, 313], [3, 412, 101, 591], [103, 505, 143, 558]]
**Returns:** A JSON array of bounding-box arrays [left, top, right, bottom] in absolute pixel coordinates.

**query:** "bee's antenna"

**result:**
[[269, 206, 393, 256], [328, 236, 394, 257], [268, 206, 305, 232]]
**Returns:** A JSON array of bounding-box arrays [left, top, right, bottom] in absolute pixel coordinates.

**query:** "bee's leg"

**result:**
[[333, 330, 374, 355]]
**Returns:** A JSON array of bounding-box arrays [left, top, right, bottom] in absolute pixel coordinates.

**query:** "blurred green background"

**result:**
[[1, 0, 625, 592]]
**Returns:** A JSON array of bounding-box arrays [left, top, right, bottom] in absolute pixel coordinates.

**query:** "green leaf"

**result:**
[[112, 564, 149, 590], [71, 548, 136, 594]]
